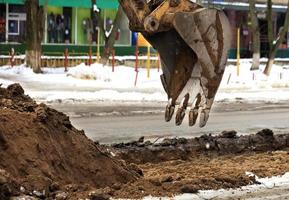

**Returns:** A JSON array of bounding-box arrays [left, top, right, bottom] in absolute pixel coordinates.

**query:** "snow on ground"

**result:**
[[0, 63, 165, 103], [0, 59, 289, 103], [219, 60, 289, 102], [124, 172, 289, 200]]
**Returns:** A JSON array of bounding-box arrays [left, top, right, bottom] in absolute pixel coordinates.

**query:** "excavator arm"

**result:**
[[118, 0, 231, 127]]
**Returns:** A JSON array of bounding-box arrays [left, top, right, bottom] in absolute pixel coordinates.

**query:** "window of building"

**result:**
[[0, 4, 6, 43], [7, 5, 26, 43], [47, 7, 72, 44], [2, 3, 132, 46], [8, 19, 18, 35]]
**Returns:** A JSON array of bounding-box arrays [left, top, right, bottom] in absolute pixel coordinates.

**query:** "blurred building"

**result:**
[[0, 0, 289, 58], [0, 0, 134, 55], [204, 0, 289, 58]]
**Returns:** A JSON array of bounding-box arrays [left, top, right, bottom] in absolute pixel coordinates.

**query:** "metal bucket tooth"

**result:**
[[189, 108, 199, 126], [199, 109, 210, 128], [175, 94, 189, 126], [188, 93, 202, 126], [165, 104, 175, 122], [175, 108, 186, 126]]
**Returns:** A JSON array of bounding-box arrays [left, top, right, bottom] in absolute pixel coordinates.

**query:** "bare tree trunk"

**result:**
[[91, 1, 124, 64], [264, 1, 289, 75], [267, 0, 273, 52], [249, 0, 260, 70], [101, 6, 124, 64], [25, 0, 45, 73]]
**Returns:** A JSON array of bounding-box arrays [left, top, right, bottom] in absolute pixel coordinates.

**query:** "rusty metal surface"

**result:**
[[143, 30, 197, 100]]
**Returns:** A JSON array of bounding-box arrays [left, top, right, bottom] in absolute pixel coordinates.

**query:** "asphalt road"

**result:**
[[51, 101, 289, 144]]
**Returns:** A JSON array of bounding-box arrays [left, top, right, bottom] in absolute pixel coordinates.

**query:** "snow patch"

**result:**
[[67, 63, 112, 81], [1, 59, 289, 103], [120, 172, 289, 200]]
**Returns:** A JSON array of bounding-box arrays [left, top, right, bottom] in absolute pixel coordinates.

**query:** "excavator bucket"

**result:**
[[118, 0, 231, 127]]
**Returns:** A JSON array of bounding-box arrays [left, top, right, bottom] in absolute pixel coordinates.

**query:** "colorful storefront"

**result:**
[[1, 0, 289, 58], [0, 0, 139, 55]]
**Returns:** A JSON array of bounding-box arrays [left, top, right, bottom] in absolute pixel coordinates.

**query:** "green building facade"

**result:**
[[0, 0, 138, 55], [1, 0, 289, 58]]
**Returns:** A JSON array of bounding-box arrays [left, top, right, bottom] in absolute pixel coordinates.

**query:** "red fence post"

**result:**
[[64, 48, 68, 72], [89, 46, 92, 66], [10, 48, 15, 67]]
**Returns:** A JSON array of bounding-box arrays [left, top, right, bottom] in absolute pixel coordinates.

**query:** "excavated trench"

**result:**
[[108, 131, 289, 198], [1, 84, 289, 199]]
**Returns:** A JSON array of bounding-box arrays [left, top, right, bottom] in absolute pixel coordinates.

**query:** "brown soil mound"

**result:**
[[0, 84, 138, 199], [1, 83, 289, 199]]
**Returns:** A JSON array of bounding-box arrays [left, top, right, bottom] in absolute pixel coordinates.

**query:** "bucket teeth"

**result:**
[[175, 108, 186, 126], [119, 0, 231, 127], [199, 109, 210, 128], [189, 108, 198, 126], [165, 104, 175, 122], [175, 94, 189, 126]]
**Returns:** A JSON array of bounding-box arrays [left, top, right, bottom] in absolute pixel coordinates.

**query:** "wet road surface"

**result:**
[[51, 101, 289, 143]]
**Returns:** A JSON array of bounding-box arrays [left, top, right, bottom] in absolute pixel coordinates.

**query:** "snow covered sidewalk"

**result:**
[[0, 63, 165, 103], [0, 59, 289, 104]]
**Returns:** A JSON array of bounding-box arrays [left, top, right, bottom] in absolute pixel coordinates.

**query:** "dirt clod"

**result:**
[[257, 128, 274, 138], [221, 130, 237, 138], [138, 136, 145, 143], [49, 182, 60, 193], [7, 83, 24, 97], [180, 185, 199, 193], [89, 190, 111, 200], [160, 175, 174, 183]]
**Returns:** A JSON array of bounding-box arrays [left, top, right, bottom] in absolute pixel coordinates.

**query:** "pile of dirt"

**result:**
[[1, 83, 289, 199], [0, 84, 139, 199]]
